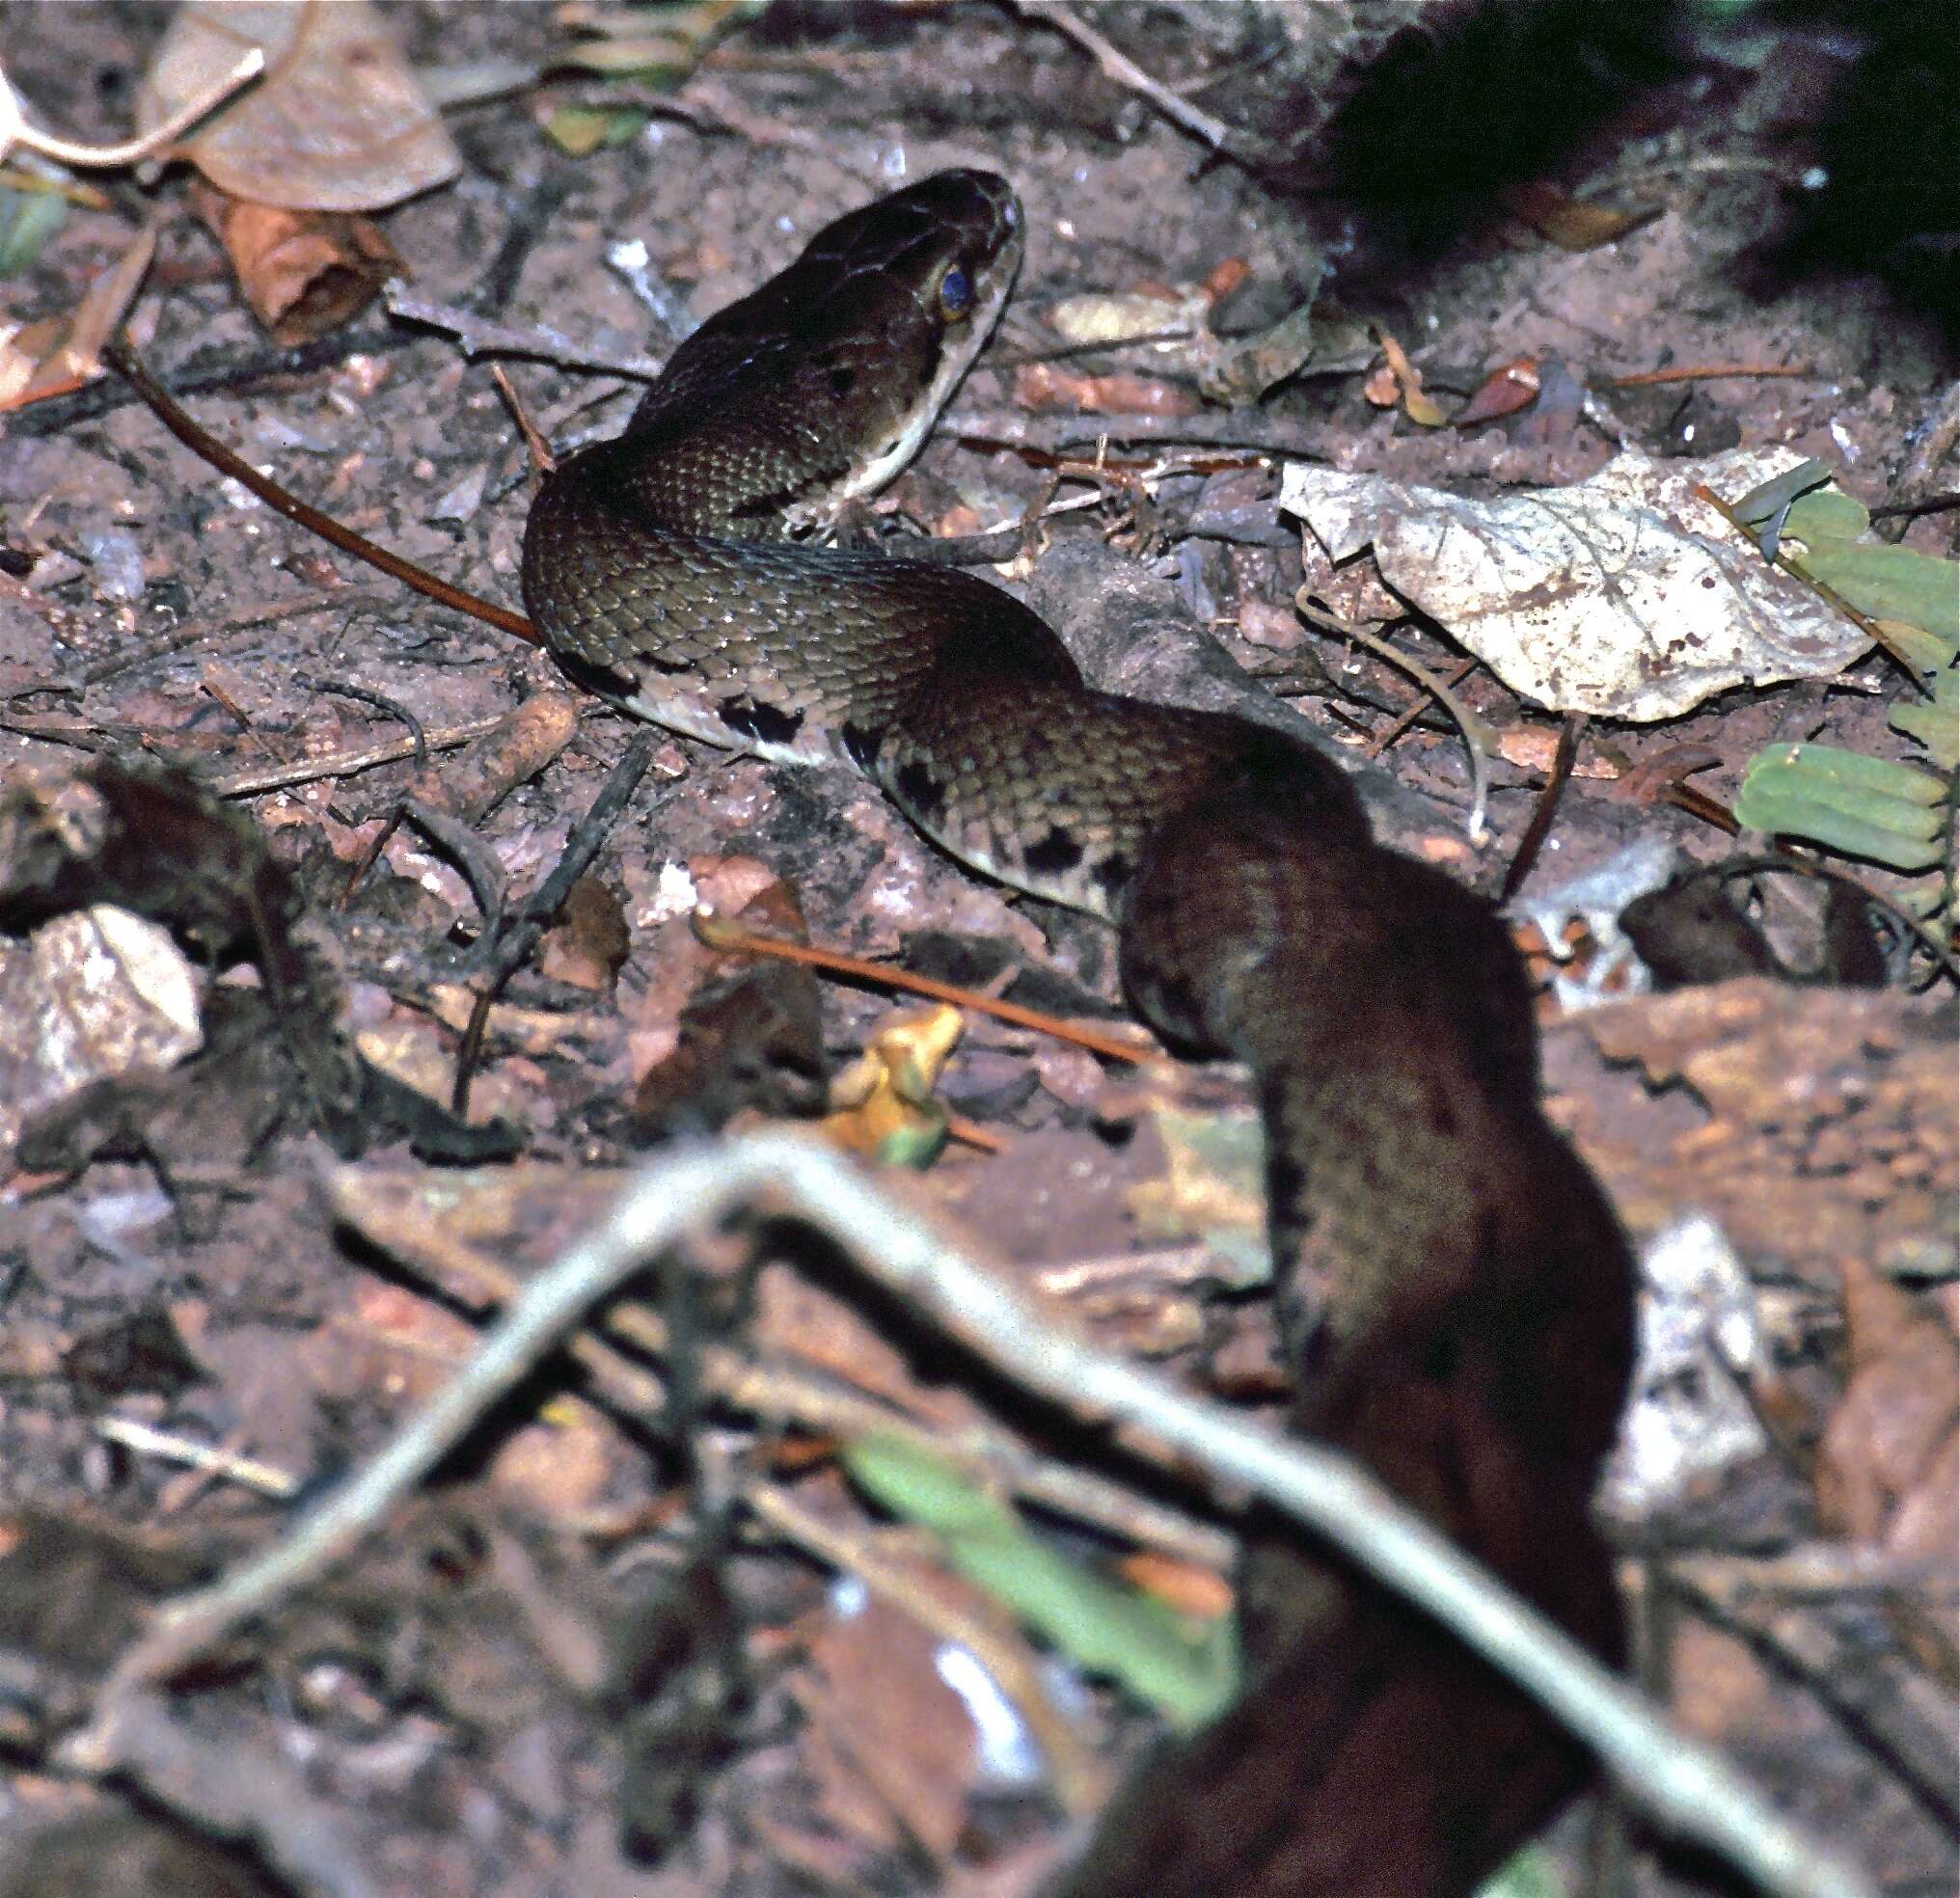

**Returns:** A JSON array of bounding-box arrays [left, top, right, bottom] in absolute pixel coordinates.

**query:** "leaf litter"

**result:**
[[0, 4, 1953, 1894]]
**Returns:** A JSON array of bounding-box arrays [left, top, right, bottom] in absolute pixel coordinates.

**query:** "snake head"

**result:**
[[788, 168, 1024, 513], [637, 170, 1024, 529]]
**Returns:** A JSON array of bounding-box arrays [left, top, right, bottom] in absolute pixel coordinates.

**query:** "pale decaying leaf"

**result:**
[[1, 42, 261, 170], [0, 904, 202, 1162], [1599, 1216, 1769, 1526], [1044, 268, 1369, 409], [1282, 447, 1872, 720], [1046, 287, 1210, 349], [138, 0, 459, 213]]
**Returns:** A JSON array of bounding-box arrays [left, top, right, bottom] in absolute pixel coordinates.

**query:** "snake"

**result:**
[[521, 171, 1637, 1897]]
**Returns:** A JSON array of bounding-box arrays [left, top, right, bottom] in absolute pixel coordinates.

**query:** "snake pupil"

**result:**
[[939, 265, 972, 317]]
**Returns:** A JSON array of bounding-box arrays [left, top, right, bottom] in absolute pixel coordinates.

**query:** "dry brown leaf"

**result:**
[[189, 176, 399, 343], [628, 854, 781, 1080], [632, 864, 825, 1130], [1497, 723, 1619, 778], [1456, 355, 1543, 425], [1371, 327, 1445, 427], [1500, 179, 1663, 252], [538, 875, 630, 992], [1013, 360, 1201, 419], [1818, 1261, 1957, 1541], [0, 217, 158, 410], [139, 0, 459, 212]]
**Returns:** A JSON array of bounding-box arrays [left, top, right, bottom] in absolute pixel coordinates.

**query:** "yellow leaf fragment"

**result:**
[[822, 1003, 965, 1166]]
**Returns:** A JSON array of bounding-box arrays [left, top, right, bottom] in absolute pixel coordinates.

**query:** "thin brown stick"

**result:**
[[1606, 365, 1811, 389], [945, 1113, 1009, 1153], [385, 280, 666, 383], [1663, 781, 1743, 835], [1502, 712, 1586, 902], [1010, 1, 1241, 155], [208, 715, 506, 796], [490, 362, 555, 474], [83, 587, 391, 685], [693, 910, 1151, 1065], [1296, 594, 1493, 842], [100, 337, 542, 648], [1363, 656, 1478, 761]]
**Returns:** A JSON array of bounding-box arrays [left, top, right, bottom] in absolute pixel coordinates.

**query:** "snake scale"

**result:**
[[522, 172, 1637, 1897]]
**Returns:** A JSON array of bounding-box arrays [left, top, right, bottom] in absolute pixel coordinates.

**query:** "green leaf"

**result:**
[[873, 1114, 949, 1170], [844, 1433, 1241, 1729], [1880, 620, 1956, 680], [544, 105, 648, 157], [1783, 488, 1869, 541], [1746, 742, 1946, 803], [1735, 745, 1948, 873], [1791, 538, 1960, 644], [1475, 1844, 1569, 1898], [1731, 457, 1831, 529], [555, 0, 768, 86], [1891, 660, 1959, 771], [0, 183, 68, 277]]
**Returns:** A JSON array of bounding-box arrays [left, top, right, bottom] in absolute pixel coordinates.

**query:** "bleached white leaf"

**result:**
[[1282, 447, 1871, 721]]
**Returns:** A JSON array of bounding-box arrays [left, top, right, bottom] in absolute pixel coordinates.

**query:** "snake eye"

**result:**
[[939, 265, 973, 319]]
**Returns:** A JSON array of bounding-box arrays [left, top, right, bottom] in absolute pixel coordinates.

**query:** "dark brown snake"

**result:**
[[522, 172, 1637, 1898]]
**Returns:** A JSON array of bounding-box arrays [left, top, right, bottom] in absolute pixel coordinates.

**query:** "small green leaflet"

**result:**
[[1727, 464, 1956, 902], [1734, 744, 1947, 874], [842, 1431, 1240, 1731]]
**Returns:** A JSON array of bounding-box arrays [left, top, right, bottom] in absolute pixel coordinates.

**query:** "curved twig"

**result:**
[[66, 1133, 1874, 1898], [1296, 593, 1495, 842]]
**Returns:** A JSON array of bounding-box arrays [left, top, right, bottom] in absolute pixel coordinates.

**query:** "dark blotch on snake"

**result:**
[[1090, 852, 1131, 897], [717, 699, 804, 748], [1023, 825, 1084, 876], [892, 759, 944, 824], [839, 720, 883, 773]]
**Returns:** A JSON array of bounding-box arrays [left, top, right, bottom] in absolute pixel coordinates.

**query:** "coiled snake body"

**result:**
[[524, 172, 1636, 1898]]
